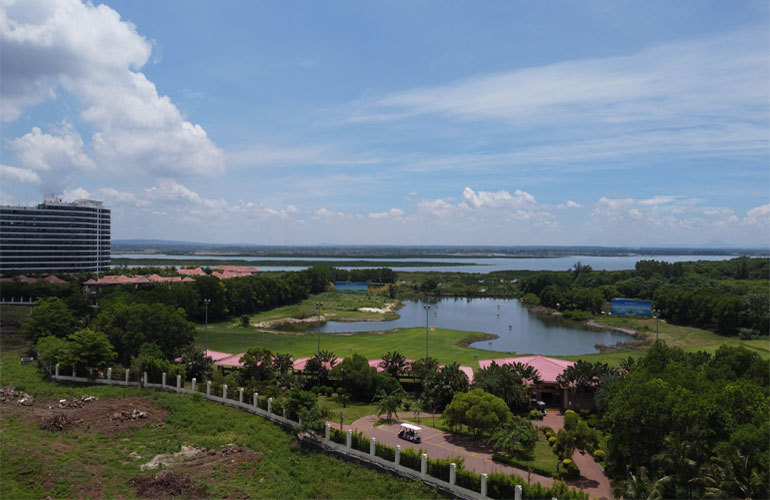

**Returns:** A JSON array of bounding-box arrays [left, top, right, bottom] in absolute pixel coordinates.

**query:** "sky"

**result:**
[[1, 0, 768, 247]]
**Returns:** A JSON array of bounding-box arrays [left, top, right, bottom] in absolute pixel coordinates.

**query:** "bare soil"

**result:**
[[1, 388, 167, 435], [133, 444, 262, 498]]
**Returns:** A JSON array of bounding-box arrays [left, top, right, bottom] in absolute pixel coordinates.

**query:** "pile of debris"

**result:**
[[110, 409, 148, 422], [131, 470, 198, 498], [57, 395, 98, 408], [0, 386, 34, 405], [39, 414, 82, 432]]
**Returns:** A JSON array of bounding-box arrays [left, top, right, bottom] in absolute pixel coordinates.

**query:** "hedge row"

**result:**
[[323, 428, 588, 499], [491, 453, 555, 478]]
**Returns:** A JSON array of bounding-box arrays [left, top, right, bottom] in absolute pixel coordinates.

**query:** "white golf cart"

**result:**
[[397, 423, 422, 443]]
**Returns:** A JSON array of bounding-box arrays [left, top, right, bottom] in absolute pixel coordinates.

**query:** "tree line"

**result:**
[[519, 257, 769, 337]]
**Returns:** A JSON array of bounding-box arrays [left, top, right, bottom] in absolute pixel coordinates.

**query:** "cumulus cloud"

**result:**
[[461, 187, 536, 210], [368, 208, 404, 219], [744, 204, 770, 226], [9, 122, 96, 191], [0, 164, 41, 183], [1, 0, 224, 179]]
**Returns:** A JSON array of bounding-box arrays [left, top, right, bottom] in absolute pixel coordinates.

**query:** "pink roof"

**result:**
[[204, 350, 235, 362], [178, 267, 205, 276], [16, 274, 36, 283], [44, 275, 67, 284], [368, 359, 386, 372], [215, 352, 246, 368], [477, 355, 574, 384], [293, 356, 341, 371]]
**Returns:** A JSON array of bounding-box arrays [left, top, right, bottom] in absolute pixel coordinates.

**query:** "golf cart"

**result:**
[[398, 423, 422, 443], [534, 400, 547, 416]]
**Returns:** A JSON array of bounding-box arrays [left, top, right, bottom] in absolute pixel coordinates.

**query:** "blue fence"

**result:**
[[610, 298, 652, 317], [334, 281, 368, 293]]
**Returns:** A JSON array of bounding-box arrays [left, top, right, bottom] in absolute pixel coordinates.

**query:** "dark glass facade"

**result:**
[[0, 196, 110, 273]]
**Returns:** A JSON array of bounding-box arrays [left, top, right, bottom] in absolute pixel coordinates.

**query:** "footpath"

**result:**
[[341, 411, 611, 500]]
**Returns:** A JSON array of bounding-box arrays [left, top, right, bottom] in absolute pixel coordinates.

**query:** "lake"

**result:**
[[301, 298, 634, 356], [113, 253, 738, 273]]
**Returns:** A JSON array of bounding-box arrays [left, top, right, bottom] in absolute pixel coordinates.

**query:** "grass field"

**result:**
[[0, 346, 442, 499], [198, 324, 504, 366], [246, 291, 402, 324], [317, 395, 379, 424]]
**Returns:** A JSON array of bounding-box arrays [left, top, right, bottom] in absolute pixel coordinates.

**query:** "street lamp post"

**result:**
[[423, 304, 431, 361], [203, 299, 211, 355], [654, 309, 660, 342], [316, 302, 323, 385]]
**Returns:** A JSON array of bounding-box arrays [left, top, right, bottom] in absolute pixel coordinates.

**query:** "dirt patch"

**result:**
[[133, 444, 262, 497], [2, 389, 167, 436]]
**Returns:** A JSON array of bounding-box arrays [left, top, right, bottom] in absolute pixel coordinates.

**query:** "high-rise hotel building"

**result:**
[[0, 195, 110, 273]]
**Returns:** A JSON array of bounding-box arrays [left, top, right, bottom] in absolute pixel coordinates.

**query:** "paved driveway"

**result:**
[[344, 412, 612, 500]]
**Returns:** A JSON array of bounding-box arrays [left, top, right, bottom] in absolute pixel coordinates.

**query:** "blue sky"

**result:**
[[1, 0, 768, 247]]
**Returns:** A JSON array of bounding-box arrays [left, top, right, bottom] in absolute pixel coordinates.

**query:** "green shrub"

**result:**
[[540, 425, 554, 435], [350, 430, 370, 453], [558, 458, 580, 480], [592, 449, 605, 462], [310, 386, 320, 394], [375, 441, 395, 461], [548, 436, 557, 446], [587, 414, 599, 428], [427, 456, 464, 482], [492, 454, 555, 478], [456, 468, 480, 491], [330, 428, 346, 445], [529, 409, 543, 420], [399, 447, 423, 472], [564, 409, 579, 431]]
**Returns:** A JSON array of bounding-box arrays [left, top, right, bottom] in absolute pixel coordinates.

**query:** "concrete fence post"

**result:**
[[192, 378, 197, 393], [72, 367, 76, 378], [324, 423, 330, 442], [370, 437, 376, 457], [267, 397, 272, 413], [162, 372, 167, 387], [346, 430, 352, 450], [514, 484, 522, 500], [55, 363, 59, 378], [395, 445, 401, 466], [239, 388, 244, 403], [298, 415, 302, 426], [176, 375, 181, 390], [125, 369, 130, 384], [481, 473, 488, 498], [420, 453, 427, 477], [282, 408, 286, 419], [144, 371, 148, 387], [222, 384, 228, 399], [206, 381, 211, 396], [107, 368, 112, 380], [253, 393, 258, 409], [450, 463, 456, 487]]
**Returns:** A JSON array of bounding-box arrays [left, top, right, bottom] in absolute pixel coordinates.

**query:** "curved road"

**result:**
[[333, 411, 611, 499]]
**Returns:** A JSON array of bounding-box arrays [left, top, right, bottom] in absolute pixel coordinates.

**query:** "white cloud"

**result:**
[[368, 208, 404, 219], [1, 0, 224, 179], [743, 204, 770, 226], [0, 165, 41, 183], [556, 200, 582, 209], [461, 187, 536, 210], [639, 195, 679, 206], [61, 187, 92, 201], [417, 197, 459, 218]]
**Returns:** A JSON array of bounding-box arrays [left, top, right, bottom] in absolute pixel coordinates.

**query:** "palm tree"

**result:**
[[488, 418, 538, 456], [612, 466, 666, 500], [374, 389, 402, 421], [381, 350, 407, 378], [653, 434, 697, 498], [274, 353, 293, 376], [699, 452, 770, 500]]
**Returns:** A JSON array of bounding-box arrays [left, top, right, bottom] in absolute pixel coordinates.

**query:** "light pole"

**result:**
[[423, 304, 431, 361], [203, 299, 211, 355], [316, 302, 323, 385], [654, 309, 660, 342]]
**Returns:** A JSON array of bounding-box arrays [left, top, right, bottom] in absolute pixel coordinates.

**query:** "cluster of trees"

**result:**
[[519, 257, 769, 337], [603, 343, 769, 499]]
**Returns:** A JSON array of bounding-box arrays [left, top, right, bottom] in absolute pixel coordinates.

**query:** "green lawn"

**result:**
[[317, 395, 380, 425], [502, 433, 560, 475], [198, 324, 506, 366], [246, 291, 402, 324], [561, 316, 770, 365], [0, 350, 442, 499]]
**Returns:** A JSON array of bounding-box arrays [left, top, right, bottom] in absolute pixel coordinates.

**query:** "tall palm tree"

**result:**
[[653, 434, 698, 498], [612, 466, 666, 500], [381, 350, 407, 378]]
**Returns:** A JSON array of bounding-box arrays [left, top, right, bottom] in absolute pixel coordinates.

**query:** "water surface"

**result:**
[[303, 298, 633, 356]]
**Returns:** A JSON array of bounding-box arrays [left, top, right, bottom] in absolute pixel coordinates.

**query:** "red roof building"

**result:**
[[478, 355, 577, 408]]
